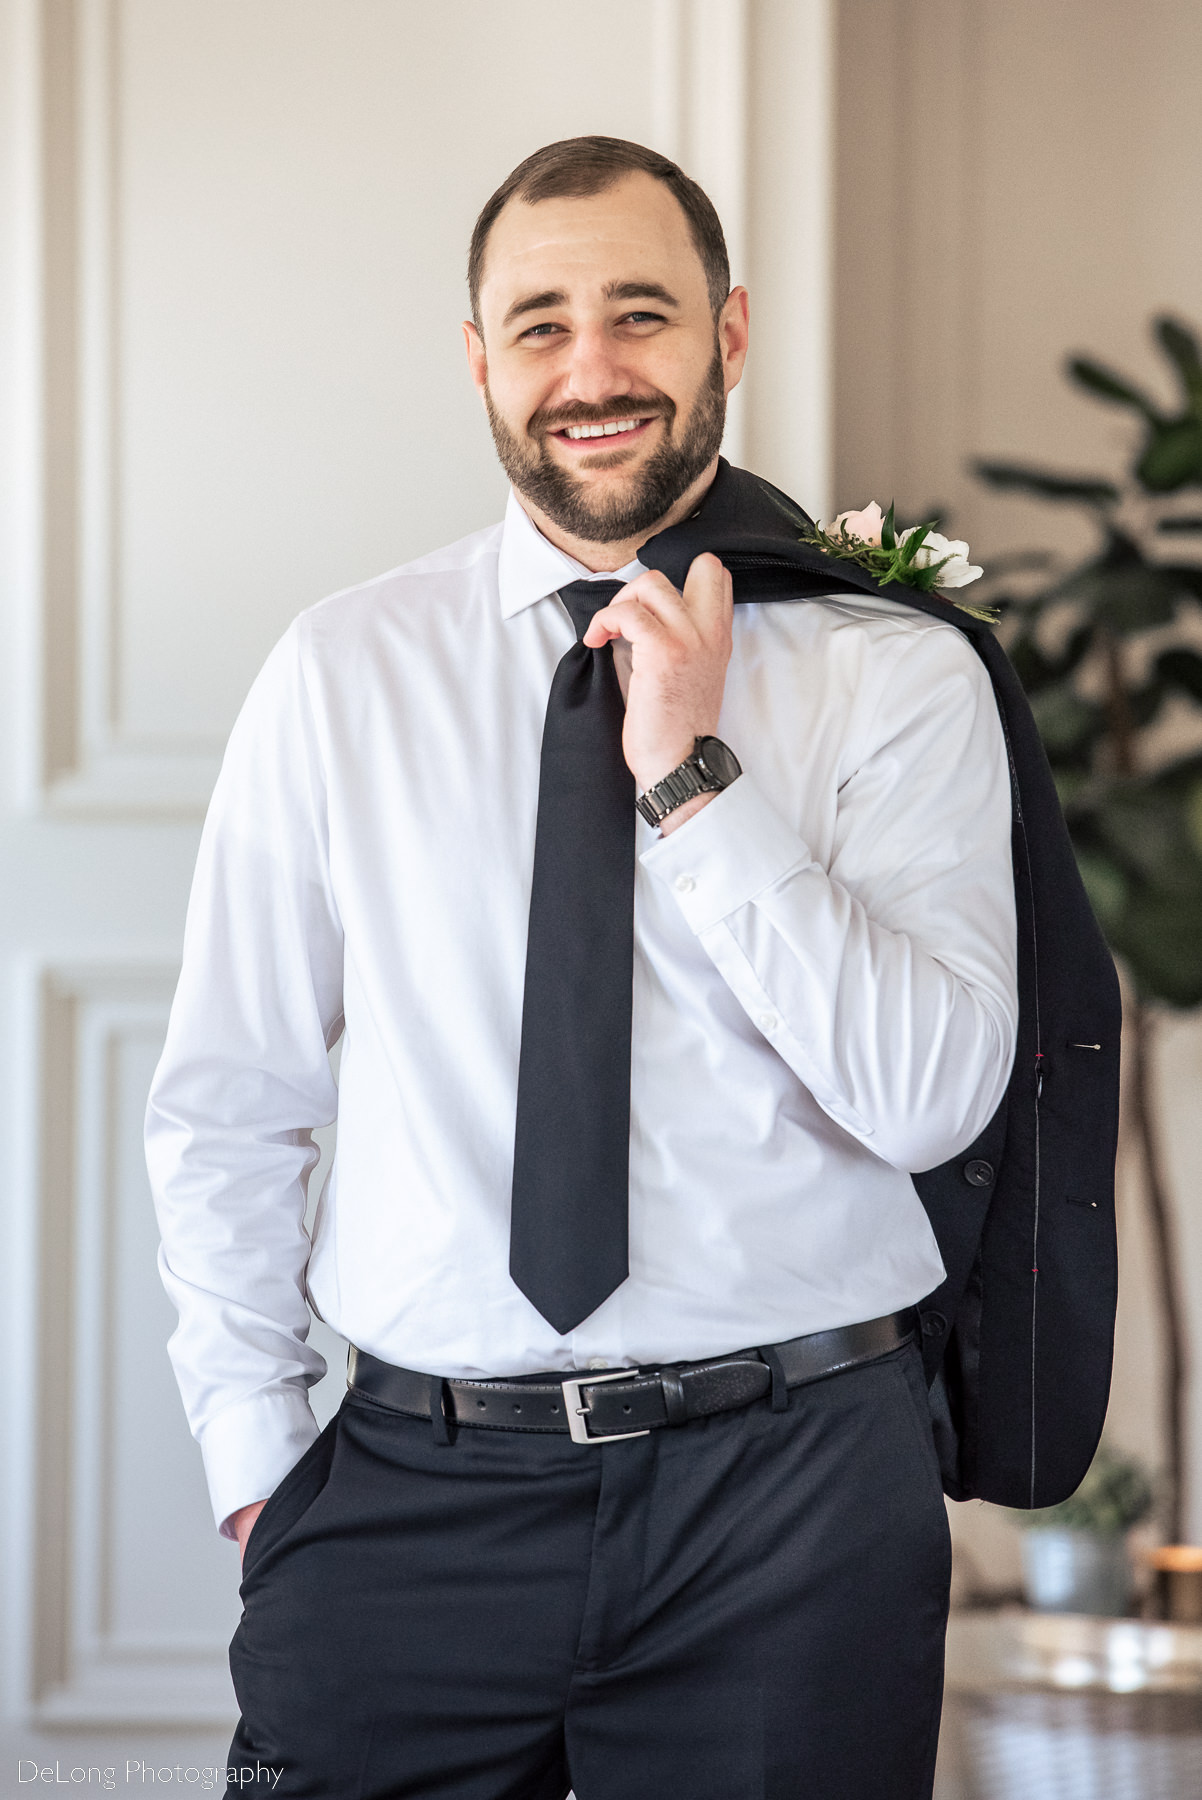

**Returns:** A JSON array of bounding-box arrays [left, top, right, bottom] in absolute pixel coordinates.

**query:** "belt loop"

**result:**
[[430, 1374, 453, 1446], [660, 1366, 689, 1427], [759, 1345, 790, 1413]]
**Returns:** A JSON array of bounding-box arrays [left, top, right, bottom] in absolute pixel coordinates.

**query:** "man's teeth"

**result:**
[[563, 419, 642, 439]]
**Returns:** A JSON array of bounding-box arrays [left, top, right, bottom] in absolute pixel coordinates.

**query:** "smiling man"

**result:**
[[148, 138, 1018, 1799]]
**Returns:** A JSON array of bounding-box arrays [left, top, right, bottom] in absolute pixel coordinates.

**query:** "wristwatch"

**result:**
[[635, 736, 743, 828]]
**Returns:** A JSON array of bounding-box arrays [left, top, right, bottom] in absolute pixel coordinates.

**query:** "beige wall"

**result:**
[[835, 0, 1202, 1561]]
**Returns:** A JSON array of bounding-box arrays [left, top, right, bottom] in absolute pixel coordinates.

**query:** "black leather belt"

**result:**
[[347, 1309, 916, 1444]]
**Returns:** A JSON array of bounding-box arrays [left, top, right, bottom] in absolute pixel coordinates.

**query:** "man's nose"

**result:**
[[560, 325, 633, 404]]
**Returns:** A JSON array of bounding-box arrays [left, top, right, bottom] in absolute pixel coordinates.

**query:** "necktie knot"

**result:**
[[558, 578, 623, 644]]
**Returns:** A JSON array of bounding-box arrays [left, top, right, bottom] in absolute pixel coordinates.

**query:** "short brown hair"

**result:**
[[468, 136, 730, 331]]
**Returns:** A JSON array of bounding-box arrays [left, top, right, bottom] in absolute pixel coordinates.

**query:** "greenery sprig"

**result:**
[[798, 504, 999, 624]]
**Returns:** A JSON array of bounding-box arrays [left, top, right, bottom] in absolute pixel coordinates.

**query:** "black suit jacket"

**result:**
[[643, 461, 1120, 1509]]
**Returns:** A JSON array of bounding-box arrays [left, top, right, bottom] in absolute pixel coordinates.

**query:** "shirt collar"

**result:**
[[496, 489, 645, 620]]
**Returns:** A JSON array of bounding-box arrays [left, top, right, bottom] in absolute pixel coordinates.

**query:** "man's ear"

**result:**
[[718, 287, 750, 395], [463, 321, 488, 399]]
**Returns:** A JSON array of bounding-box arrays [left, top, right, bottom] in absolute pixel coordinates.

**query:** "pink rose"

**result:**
[[826, 502, 885, 546]]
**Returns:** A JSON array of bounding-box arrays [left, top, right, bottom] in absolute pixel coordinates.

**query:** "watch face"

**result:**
[[695, 737, 742, 786]]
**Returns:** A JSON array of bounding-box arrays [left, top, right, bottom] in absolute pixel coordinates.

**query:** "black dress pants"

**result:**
[[227, 1341, 950, 1799]]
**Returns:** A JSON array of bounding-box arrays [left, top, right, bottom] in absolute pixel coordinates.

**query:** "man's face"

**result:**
[[465, 173, 748, 546]]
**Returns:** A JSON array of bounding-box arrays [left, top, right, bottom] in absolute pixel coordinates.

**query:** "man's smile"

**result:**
[[547, 415, 659, 453]]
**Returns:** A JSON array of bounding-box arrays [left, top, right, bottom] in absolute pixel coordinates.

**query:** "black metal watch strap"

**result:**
[[636, 737, 741, 828]]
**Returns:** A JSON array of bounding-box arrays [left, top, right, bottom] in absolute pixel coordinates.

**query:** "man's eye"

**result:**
[[623, 312, 665, 325], [521, 322, 561, 339]]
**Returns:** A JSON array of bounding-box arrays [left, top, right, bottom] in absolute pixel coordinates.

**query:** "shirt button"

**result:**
[[674, 874, 696, 894], [758, 1012, 779, 1033], [587, 1357, 610, 1370]]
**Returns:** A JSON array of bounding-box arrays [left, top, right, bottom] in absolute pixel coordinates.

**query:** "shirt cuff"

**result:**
[[198, 1387, 322, 1538], [640, 773, 815, 933]]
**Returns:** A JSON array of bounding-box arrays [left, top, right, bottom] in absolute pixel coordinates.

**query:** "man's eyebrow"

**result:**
[[502, 290, 568, 328], [603, 280, 680, 307], [502, 280, 682, 329]]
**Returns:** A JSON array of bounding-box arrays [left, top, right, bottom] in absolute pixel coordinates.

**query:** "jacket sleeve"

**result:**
[[145, 617, 344, 1536], [641, 621, 1018, 1171]]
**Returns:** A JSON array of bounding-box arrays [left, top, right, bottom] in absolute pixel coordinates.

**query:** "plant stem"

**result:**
[[1100, 627, 1189, 1539], [1100, 629, 1137, 778], [1128, 1000, 1188, 1544]]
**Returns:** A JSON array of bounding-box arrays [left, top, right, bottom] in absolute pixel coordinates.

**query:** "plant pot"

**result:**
[[1145, 1545, 1202, 1622], [1020, 1527, 1132, 1616]]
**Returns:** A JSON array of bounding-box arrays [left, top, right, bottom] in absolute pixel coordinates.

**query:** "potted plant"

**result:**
[[974, 314, 1202, 1543], [1016, 1443, 1154, 1616]]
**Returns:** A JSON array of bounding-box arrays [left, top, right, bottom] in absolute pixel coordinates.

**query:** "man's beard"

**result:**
[[484, 348, 726, 544]]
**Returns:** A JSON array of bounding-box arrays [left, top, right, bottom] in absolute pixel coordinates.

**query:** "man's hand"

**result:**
[[231, 1499, 267, 1566], [583, 553, 733, 832]]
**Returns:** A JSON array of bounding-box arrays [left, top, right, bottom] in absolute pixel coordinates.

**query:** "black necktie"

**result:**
[[509, 580, 634, 1334]]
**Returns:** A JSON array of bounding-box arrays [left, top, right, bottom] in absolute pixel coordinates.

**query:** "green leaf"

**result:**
[[1074, 850, 1128, 931], [1068, 356, 1161, 420], [1054, 560, 1179, 632], [1114, 886, 1202, 1008], [897, 523, 935, 569], [1054, 769, 1092, 810], [881, 501, 897, 552], [973, 460, 1119, 506], [1186, 781, 1202, 858], [1029, 683, 1105, 756], [1138, 419, 1202, 493], [1128, 679, 1169, 729], [1155, 316, 1202, 409], [1156, 648, 1202, 703], [1160, 562, 1202, 603], [1093, 787, 1198, 890]]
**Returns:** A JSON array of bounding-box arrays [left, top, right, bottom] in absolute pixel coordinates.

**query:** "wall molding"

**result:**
[[651, 0, 749, 466], [26, 960, 237, 1726], [26, 0, 224, 818]]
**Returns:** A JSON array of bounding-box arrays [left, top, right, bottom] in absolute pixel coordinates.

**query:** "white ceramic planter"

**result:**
[[1021, 1528, 1132, 1617]]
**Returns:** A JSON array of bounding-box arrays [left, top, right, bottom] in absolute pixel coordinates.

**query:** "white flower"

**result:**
[[898, 526, 983, 589]]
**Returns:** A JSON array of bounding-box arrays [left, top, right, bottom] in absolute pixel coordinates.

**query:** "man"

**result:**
[[148, 137, 1017, 1798]]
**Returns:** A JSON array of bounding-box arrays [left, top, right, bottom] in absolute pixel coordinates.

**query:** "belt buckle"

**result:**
[[562, 1369, 651, 1445]]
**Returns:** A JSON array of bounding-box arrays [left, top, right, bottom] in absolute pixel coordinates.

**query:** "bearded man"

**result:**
[[148, 136, 1018, 1799]]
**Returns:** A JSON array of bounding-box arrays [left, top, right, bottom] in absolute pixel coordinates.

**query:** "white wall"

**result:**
[[0, 0, 833, 1760]]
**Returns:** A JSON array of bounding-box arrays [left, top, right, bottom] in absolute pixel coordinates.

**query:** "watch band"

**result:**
[[636, 737, 742, 828]]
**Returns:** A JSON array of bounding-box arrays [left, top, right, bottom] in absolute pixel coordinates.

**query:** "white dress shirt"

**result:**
[[147, 490, 1018, 1534]]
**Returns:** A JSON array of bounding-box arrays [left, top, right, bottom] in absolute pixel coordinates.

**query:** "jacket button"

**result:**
[[921, 1312, 947, 1339], [963, 1159, 995, 1187]]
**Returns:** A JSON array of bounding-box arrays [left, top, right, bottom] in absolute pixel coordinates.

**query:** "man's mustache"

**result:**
[[528, 396, 675, 435]]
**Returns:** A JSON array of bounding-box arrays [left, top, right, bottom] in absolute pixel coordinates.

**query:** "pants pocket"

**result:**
[[239, 1414, 338, 1587]]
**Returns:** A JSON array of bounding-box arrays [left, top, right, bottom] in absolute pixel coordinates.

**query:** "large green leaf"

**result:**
[[1138, 419, 1202, 492], [1092, 786, 1202, 893], [1029, 683, 1105, 757], [1068, 356, 1161, 420], [1156, 648, 1202, 703], [1156, 316, 1202, 410], [973, 460, 1119, 506], [1073, 847, 1128, 930], [1159, 563, 1202, 602], [1110, 887, 1202, 1008], [1053, 559, 1179, 632]]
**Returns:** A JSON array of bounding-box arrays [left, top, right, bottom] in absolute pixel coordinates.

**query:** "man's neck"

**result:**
[[516, 458, 720, 573]]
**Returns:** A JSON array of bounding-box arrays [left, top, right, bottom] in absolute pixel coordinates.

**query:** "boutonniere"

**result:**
[[801, 502, 997, 624]]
